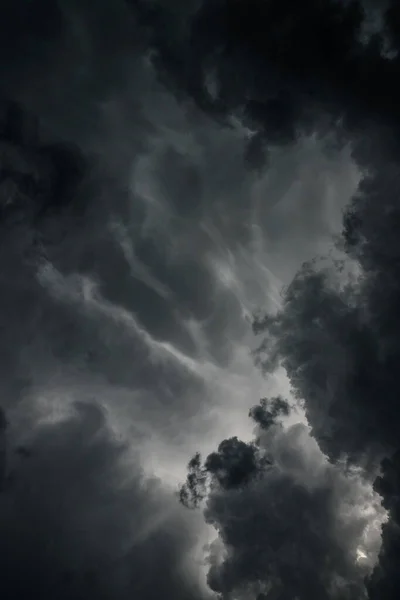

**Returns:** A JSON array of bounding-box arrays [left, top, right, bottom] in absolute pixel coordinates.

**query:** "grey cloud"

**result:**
[[137, 0, 400, 175], [180, 399, 379, 600], [250, 158, 400, 468], [4, 2, 400, 600], [367, 451, 400, 599], [0, 0, 147, 140], [0, 401, 210, 600]]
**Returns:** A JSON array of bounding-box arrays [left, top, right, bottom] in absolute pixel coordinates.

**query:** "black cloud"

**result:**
[[0, 98, 87, 228], [247, 134, 400, 600], [249, 157, 400, 467], [367, 451, 400, 599], [153, 2, 400, 598], [3, 1, 400, 600], [138, 0, 400, 158], [0, 76, 213, 600], [0, 401, 208, 600]]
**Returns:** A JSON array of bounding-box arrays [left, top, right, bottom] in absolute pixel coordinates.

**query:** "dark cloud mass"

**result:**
[[180, 399, 378, 600], [140, 0, 399, 158], [0, 402, 207, 600], [2, 1, 400, 600], [146, 1, 400, 599]]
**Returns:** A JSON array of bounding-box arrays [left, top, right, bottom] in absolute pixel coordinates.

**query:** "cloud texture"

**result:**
[[2, 1, 400, 599]]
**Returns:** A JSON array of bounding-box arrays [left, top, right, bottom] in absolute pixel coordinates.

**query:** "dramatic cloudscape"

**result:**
[[1, 1, 400, 599]]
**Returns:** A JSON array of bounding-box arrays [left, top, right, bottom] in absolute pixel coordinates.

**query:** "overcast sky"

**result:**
[[1, 2, 400, 599]]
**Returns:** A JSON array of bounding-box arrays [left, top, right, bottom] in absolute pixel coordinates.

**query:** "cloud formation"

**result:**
[[180, 398, 383, 600], [155, 2, 400, 599], [141, 0, 400, 154], [0, 401, 209, 600], [3, 1, 400, 600]]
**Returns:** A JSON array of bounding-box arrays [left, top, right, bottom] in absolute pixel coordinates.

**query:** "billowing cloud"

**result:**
[[248, 158, 400, 470], [145, 3, 400, 598], [180, 398, 383, 600]]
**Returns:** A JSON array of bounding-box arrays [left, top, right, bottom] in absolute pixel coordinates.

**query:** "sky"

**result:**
[[1, 1, 400, 599]]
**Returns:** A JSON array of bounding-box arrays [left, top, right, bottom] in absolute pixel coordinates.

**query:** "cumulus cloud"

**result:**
[[247, 157, 400, 468], [180, 398, 383, 600]]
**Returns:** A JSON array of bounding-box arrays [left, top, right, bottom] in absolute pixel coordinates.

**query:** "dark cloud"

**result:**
[[0, 98, 87, 228], [252, 262, 382, 464], [0, 53, 221, 600], [245, 150, 400, 598], [180, 398, 377, 599], [0, 97, 90, 403], [136, 4, 363, 132], [248, 156, 400, 468], [0, 95, 215, 600], [135, 3, 400, 597], [0, 96, 203, 414], [367, 451, 400, 599], [4, 2, 400, 600], [0, 0, 67, 90], [133, 0, 400, 174], [0, 401, 209, 600]]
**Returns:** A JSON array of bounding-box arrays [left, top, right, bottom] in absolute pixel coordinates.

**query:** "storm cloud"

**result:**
[[150, 1, 400, 599], [0, 401, 209, 600], [180, 398, 383, 600], [2, 1, 400, 600]]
